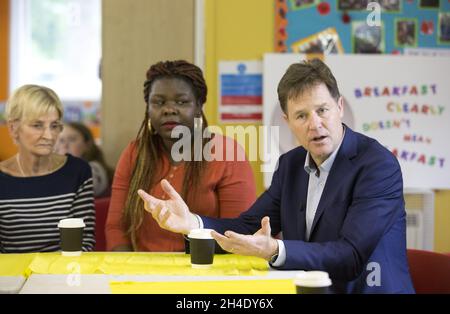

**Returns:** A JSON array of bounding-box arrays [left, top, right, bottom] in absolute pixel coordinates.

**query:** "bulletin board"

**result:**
[[275, 0, 450, 54], [263, 53, 450, 190]]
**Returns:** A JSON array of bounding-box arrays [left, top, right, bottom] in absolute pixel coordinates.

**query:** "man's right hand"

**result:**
[[137, 179, 199, 235]]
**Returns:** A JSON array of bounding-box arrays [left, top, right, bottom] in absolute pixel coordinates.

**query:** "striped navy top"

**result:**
[[0, 154, 95, 253]]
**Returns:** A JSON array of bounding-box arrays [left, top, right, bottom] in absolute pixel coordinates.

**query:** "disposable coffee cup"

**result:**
[[58, 218, 85, 256], [188, 228, 215, 268], [294, 271, 332, 294]]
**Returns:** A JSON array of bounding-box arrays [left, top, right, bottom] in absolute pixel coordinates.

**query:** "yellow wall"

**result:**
[[204, 0, 449, 252], [435, 191, 450, 253], [204, 0, 274, 195]]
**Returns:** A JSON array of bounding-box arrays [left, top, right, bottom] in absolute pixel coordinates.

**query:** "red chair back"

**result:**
[[94, 197, 110, 251], [407, 249, 450, 293]]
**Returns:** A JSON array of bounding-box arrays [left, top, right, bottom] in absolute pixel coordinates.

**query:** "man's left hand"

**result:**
[[211, 216, 278, 261]]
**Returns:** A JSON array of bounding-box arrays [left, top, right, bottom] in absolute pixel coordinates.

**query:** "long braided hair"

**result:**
[[123, 60, 209, 250]]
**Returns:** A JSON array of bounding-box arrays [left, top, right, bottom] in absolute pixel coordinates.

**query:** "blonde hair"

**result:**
[[5, 84, 63, 122]]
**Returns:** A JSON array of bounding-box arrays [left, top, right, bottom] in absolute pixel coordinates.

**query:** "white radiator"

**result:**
[[404, 189, 434, 250], [406, 209, 424, 249]]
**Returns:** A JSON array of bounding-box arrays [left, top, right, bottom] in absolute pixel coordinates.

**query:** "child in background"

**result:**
[[56, 122, 114, 198]]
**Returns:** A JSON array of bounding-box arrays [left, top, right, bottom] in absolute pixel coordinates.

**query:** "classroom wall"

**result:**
[[435, 191, 450, 252], [101, 0, 195, 166], [204, 0, 450, 253]]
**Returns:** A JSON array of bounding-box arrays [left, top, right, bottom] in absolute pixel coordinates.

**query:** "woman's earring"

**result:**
[[148, 119, 155, 134], [194, 114, 203, 131], [193, 113, 203, 161]]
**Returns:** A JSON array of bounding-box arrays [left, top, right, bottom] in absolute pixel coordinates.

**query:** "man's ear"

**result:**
[[282, 112, 289, 123], [337, 96, 345, 119]]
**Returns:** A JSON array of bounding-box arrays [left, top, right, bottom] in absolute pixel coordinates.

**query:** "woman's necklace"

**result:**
[[16, 154, 26, 177], [16, 154, 53, 177]]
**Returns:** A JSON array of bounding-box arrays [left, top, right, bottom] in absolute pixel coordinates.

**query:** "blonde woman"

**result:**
[[0, 85, 95, 253]]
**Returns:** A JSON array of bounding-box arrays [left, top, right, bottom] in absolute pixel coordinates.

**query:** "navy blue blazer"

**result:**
[[203, 126, 415, 294]]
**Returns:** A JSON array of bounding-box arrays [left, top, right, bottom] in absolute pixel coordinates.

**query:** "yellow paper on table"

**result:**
[[110, 279, 295, 294], [28, 252, 107, 274], [0, 253, 37, 277], [26, 252, 269, 276]]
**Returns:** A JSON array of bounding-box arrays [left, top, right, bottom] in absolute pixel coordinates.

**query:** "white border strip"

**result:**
[[194, 0, 205, 71], [9, 0, 21, 93]]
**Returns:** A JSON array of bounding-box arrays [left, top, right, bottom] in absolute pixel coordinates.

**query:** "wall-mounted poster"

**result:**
[[338, 0, 400, 12], [395, 18, 418, 47], [419, 0, 440, 9], [291, 27, 344, 54], [438, 12, 450, 43], [0, 100, 100, 126], [218, 61, 263, 123], [0, 102, 5, 125], [290, 0, 318, 10], [352, 21, 384, 53], [63, 101, 101, 126], [404, 47, 450, 56]]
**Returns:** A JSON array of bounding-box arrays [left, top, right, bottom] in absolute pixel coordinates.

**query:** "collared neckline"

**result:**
[[304, 125, 346, 176]]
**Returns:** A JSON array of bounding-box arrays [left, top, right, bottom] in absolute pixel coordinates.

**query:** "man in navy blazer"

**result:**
[[138, 59, 414, 293]]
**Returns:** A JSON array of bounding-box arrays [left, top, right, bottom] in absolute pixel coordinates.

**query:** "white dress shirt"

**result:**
[[272, 127, 345, 266]]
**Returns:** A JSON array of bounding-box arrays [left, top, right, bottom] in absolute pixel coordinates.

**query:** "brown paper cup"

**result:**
[[58, 218, 85, 256], [294, 271, 332, 294], [188, 228, 215, 268]]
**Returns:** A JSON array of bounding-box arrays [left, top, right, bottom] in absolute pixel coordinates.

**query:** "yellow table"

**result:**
[[0, 253, 37, 294], [0, 252, 298, 294]]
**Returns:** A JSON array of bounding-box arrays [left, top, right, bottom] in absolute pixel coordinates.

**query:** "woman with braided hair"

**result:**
[[105, 60, 256, 252]]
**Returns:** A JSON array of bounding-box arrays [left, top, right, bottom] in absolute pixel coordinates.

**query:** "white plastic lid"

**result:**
[[188, 228, 214, 239], [58, 218, 85, 228], [294, 271, 332, 288]]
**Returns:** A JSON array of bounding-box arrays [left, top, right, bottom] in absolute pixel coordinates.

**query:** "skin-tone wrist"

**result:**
[[264, 238, 279, 261], [186, 213, 200, 234]]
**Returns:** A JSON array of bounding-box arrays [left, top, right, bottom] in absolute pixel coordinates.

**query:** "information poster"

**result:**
[[219, 61, 263, 123]]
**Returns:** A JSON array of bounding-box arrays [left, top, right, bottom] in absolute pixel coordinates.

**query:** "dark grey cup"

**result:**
[[188, 229, 216, 268], [294, 271, 332, 294], [58, 218, 85, 256], [295, 286, 330, 294]]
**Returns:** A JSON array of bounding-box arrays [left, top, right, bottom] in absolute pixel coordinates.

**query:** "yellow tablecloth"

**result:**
[[110, 279, 296, 294], [0, 253, 37, 277], [0, 252, 269, 277]]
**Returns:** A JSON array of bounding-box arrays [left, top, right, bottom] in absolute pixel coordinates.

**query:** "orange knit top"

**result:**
[[105, 134, 256, 251]]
